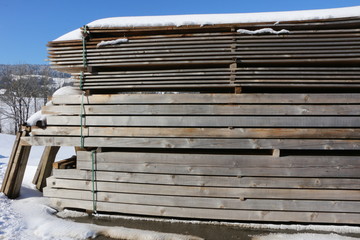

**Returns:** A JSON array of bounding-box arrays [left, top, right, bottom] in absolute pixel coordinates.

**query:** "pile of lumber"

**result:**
[[48, 18, 360, 92], [22, 8, 360, 224]]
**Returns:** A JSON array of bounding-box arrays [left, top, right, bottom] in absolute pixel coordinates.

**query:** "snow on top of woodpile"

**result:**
[[54, 5, 360, 41], [52, 86, 83, 96], [26, 87, 82, 127], [237, 28, 290, 35]]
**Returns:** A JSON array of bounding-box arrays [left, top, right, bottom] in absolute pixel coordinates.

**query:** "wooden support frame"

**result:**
[[0, 127, 32, 199], [33, 146, 60, 191]]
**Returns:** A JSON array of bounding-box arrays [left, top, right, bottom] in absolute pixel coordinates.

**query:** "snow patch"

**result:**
[[55, 28, 82, 42], [0, 193, 28, 239], [56, 209, 89, 218], [252, 233, 360, 240], [52, 86, 83, 96], [54, 6, 360, 41], [93, 212, 360, 235], [12, 197, 203, 240], [97, 38, 128, 48], [26, 110, 47, 127], [237, 28, 289, 35]]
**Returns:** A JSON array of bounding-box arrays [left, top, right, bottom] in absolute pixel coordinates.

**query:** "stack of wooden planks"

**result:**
[[24, 91, 360, 224], [21, 10, 360, 224], [48, 20, 360, 92]]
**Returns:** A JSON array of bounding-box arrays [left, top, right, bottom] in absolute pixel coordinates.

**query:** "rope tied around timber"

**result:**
[[91, 150, 97, 214], [79, 71, 84, 91], [81, 25, 90, 68], [80, 92, 85, 148], [79, 25, 88, 148], [81, 26, 97, 213]]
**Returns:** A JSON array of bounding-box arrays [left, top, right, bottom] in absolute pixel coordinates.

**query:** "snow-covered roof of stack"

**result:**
[[55, 5, 360, 41]]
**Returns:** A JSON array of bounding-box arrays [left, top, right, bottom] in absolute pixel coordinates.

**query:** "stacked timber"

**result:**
[[48, 28, 360, 92], [24, 7, 360, 224]]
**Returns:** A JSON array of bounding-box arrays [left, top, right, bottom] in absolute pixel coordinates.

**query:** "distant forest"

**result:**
[[0, 64, 71, 78]]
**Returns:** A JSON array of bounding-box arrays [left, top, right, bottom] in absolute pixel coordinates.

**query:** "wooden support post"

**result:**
[[0, 130, 22, 193], [0, 127, 32, 199], [33, 146, 60, 191]]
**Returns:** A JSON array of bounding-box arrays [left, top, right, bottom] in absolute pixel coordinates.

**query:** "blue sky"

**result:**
[[0, 0, 359, 64]]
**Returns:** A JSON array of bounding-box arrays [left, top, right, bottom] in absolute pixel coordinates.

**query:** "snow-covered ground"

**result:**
[[0, 133, 360, 239]]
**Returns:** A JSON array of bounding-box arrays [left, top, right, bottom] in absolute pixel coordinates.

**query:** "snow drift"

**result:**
[[54, 5, 360, 41]]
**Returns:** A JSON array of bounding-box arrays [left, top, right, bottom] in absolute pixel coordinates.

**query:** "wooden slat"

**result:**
[[21, 136, 360, 150], [52, 169, 360, 189], [46, 177, 360, 200], [76, 161, 358, 178], [32, 146, 60, 191], [46, 115, 360, 127], [48, 198, 360, 224], [42, 104, 360, 116], [31, 127, 360, 139], [44, 188, 360, 213], [51, 93, 360, 105], [76, 151, 360, 168]]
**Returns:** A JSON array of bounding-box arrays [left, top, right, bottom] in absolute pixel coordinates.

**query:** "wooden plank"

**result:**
[[51, 60, 233, 68], [2, 145, 32, 198], [51, 93, 360, 105], [52, 169, 360, 189], [42, 104, 360, 116], [46, 177, 360, 200], [44, 188, 360, 213], [52, 52, 360, 65], [48, 198, 360, 224], [76, 161, 358, 178], [52, 49, 360, 60], [76, 151, 360, 168], [32, 146, 60, 191], [75, 83, 360, 90], [46, 115, 360, 127], [71, 67, 360, 75], [22, 136, 360, 150], [0, 131, 22, 193], [31, 127, 360, 139]]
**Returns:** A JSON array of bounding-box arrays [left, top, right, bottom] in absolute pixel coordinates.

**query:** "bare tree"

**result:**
[[0, 64, 64, 133], [0, 65, 42, 133]]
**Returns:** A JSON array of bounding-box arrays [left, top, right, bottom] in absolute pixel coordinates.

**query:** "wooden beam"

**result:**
[[33, 146, 60, 191], [21, 136, 360, 150]]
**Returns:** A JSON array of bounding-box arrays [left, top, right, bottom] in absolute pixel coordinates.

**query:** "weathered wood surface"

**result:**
[[76, 151, 360, 168], [75, 161, 358, 178], [52, 169, 360, 189], [44, 188, 360, 213], [51, 93, 360, 105], [48, 197, 360, 224], [46, 115, 360, 127], [52, 93, 360, 105], [21, 136, 360, 150], [46, 177, 360, 200], [31, 126, 360, 139], [48, 22, 360, 93], [1, 128, 32, 199], [42, 16, 360, 224], [32, 146, 60, 191], [0, 130, 22, 193], [42, 104, 360, 116]]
